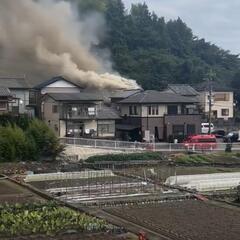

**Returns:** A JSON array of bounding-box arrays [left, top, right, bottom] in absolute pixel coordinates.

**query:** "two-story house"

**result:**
[[0, 77, 34, 116], [0, 87, 14, 115], [42, 92, 120, 138], [118, 90, 201, 142]]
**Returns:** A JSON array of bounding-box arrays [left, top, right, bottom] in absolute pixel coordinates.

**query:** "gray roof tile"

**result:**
[[120, 90, 199, 104], [0, 87, 12, 97], [47, 92, 103, 101], [168, 84, 199, 96], [97, 107, 121, 120]]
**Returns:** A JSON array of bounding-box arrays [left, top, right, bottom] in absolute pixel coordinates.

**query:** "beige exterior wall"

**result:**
[[200, 91, 234, 120], [121, 104, 182, 117], [42, 97, 60, 136]]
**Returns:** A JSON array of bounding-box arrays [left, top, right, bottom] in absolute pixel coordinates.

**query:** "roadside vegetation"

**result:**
[[86, 152, 164, 163], [0, 202, 109, 237], [0, 115, 64, 162], [174, 152, 240, 165]]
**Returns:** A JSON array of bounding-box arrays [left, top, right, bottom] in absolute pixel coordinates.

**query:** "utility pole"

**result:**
[[207, 70, 215, 134]]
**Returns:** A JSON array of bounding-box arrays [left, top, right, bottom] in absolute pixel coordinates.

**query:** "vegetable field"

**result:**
[[0, 202, 109, 237], [105, 200, 240, 240]]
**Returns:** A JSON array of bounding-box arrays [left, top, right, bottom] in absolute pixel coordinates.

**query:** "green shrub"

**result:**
[[26, 119, 63, 159], [86, 151, 163, 163], [0, 119, 64, 162]]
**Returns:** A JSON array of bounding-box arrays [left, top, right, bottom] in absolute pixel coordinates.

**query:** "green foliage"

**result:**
[[77, 0, 240, 90], [26, 119, 63, 159], [0, 202, 109, 237], [0, 114, 30, 130], [86, 151, 163, 163], [175, 154, 210, 165], [0, 119, 64, 162]]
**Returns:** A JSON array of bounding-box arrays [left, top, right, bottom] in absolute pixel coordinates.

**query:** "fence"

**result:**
[[60, 137, 240, 153]]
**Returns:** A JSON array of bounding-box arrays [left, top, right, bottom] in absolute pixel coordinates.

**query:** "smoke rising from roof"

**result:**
[[0, 0, 139, 89]]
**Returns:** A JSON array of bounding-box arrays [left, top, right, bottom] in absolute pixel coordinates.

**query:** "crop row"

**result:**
[[0, 202, 109, 237]]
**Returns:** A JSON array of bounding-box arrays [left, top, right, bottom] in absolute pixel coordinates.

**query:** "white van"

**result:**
[[201, 123, 214, 134]]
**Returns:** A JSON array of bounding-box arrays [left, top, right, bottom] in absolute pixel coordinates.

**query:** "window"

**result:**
[[148, 106, 159, 115], [134, 106, 138, 115], [52, 105, 58, 113], [0, 102, 7, 110], [129, 105, 138, 115], [98, 122, 115, 135], [187, 124, 196, 135], [167, 105, 178, 115], [222, 109, 229, 116], [173, 125, 184, 137], [214, 93, 230, 101]]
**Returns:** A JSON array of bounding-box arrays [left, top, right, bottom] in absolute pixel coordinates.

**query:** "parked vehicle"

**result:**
[[211, 129, 226, 138], [223, 131, 240, 142], [201, 123, 214, 134], [183, 134, 217, 150]]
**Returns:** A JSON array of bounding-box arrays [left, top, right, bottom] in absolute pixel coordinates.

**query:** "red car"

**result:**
[[183, 134, 217, 150]]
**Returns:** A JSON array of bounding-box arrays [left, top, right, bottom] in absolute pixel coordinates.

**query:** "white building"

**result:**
[[200, 91, 234, 120]]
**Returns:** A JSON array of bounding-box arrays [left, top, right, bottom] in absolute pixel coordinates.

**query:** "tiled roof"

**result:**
[[97, 107, 121, 120], [47, 92, 103, 101], [110, 90, 142, 99], [0, 87, 12, 97], [168, 84, 199, 96], [120, 90, 199, 104]]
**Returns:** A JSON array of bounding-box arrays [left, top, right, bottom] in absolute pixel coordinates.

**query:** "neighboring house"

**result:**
[[110, 89, 142, 104], [0, 87, 14, 115], [33, 76, 83, 117], [42, 92, 120, 138], [0, 77, 33, 116], [196, 83, 234, 121], [117, 90, 202, 142]]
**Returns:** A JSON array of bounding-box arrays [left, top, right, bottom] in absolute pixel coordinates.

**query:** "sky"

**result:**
[[123, 0, 240, 55]]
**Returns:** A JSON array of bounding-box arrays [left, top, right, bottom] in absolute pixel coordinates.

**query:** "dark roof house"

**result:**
[[46, 92, 103, 102], [120, 90, 199, 104]]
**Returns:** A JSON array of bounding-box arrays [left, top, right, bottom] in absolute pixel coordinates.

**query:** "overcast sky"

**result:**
[[123, 0, 240, 54]]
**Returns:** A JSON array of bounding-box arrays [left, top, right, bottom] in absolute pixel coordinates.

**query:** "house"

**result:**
[[0, 77, 33, 116], [196, 83, 234, 121], [42, 92, 120, 138], [117, 90, 202, 142], [0, 87, 14, 115]]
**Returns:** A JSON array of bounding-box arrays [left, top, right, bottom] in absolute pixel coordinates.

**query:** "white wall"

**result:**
[[41, 80, 81, 94], [200, 91, 234, 120]]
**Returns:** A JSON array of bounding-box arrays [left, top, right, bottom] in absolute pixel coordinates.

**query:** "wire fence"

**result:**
[[60, 137, 240, 153]]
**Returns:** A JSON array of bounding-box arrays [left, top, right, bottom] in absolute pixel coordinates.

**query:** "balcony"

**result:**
[[60, 105, 97, 120]]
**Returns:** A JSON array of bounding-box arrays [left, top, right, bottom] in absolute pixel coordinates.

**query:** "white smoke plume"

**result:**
[[0, 0, 139, 89]]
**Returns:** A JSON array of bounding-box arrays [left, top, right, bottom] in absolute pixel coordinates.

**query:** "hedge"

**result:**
[[85, 152, 164, 163]]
